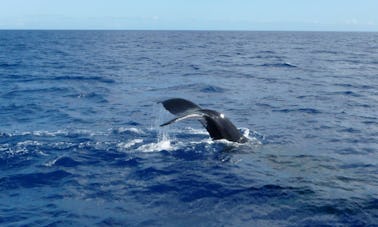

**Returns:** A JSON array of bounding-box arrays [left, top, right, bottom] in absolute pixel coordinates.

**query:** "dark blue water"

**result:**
[[1, 30, 378, 226]]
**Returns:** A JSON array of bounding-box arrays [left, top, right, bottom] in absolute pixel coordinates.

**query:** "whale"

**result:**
[[159, 98, 248, 143]]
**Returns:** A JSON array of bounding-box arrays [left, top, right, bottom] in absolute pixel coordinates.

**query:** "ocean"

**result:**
[[0, 30, 377, 226]]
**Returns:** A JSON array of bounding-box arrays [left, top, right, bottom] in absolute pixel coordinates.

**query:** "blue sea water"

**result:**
[[0, 30, 378, 226]]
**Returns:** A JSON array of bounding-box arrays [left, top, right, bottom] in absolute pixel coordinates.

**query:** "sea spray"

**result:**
[[137, 102, 174, 152], [155, 102, 172, 143]]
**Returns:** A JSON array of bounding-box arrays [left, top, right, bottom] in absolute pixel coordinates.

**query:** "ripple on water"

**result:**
[[0, 170, 72, 190]]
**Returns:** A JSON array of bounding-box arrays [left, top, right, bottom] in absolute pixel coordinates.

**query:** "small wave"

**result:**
[[11, 129, 108, 138], [200, 85, 226, 93], [338, 127, 361, 134], [3, 87, 72, 97], [159, 83, 228, 94], [260, 62, 297, 68], [137, 139, 174, 152], [75, 92, 108, 103], [189, 64, 200, 70], [0, 170, 71, 189], [45, 156, 80, 167], [53, 75, 115, 84], [252, 55, 283, 60], [117, 139, 144, 149], [311, 50, 340, 55], [255, 102, 276, 109], [334, 83, 374, 90], [16, 140, 42, 147], [114, 127, 145, 135], [273, 108, 321, 114], [257, 50, 277, 54], [27, 130, 69, 137], [0, 130, 74, 138], [0, 62, 20, 68], [0, 145, 28, 157], [1, 138, 47, 158], [332, 91, 361, 97]]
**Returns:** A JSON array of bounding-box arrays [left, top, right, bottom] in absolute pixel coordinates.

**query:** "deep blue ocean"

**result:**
[[0, 30, 378, 226]]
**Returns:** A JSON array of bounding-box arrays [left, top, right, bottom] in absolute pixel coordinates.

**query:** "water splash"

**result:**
[[136, 139, 173, 152], [240, 128, 263, 145], [137, 103, 174, 152], [154, 102, 173, 143]]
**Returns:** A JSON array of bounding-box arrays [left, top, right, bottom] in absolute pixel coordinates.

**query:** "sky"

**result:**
[[0, 0, 377, 31]]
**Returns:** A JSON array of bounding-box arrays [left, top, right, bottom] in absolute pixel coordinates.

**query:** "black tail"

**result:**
[[159, 98, 248, 143], [160, 98, 201, 115]]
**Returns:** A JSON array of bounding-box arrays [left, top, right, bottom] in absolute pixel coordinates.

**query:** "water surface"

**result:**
[[1, 30, 378, 226]]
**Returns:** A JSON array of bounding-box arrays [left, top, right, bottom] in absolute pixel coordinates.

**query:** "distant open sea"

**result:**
[[0, 30, 377, 226]]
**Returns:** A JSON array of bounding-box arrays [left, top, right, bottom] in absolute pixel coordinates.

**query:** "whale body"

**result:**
[[160, 98, 248, 143]]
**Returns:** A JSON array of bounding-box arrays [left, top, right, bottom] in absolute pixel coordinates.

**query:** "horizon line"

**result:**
[[1, 28, 378, 33]]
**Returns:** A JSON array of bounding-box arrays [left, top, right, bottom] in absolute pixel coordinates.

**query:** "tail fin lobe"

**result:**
[[161, 98, 201, 115]]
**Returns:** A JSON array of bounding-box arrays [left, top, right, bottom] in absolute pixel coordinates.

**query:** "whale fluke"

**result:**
[[160, 98, 248, 143], [160, 98, 201, 115]]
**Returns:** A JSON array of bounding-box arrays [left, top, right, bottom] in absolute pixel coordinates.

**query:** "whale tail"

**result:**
[[160, 98, 201, 115], [159, 98, 204, 126], [159, 98, 248, 143]]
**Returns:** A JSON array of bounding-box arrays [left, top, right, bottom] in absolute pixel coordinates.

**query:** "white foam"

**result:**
[[248, 137, 262, 145], [16, 129, 110, 137], [137, 139, 174, 152], [241, 127, 250, 138], [237, 127, 262, 145], [116, 127, 145, 134], [117, 139, 144, 149], [0, 146, 8, 152], [45, 157, 59, 167], [30, 130, 68, 137], [38, 150, 49, 156], [6, 147, 28, 156], [16, 140, 42, 146]]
